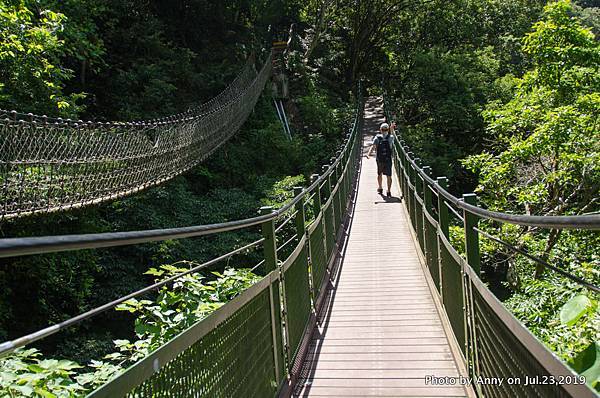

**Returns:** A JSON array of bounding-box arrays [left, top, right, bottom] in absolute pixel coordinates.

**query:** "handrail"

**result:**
[[0, 215, 272, 258], [395, 134, 600, 230]]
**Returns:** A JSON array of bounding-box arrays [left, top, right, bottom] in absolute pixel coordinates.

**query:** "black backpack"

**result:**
[[376, 135, 391, 162]]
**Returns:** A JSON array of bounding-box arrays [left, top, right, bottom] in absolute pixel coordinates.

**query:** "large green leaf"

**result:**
[[560, 295, 592, 326], [569, 342, 600, 389]]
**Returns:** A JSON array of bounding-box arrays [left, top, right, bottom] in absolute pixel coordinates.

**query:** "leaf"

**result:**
[[14, 384, 34, 396], [34, 388, 57, 398], [27, 364, 44, 373], [568, 342, 600, 388], [560, 295, 592, 326], [144, 268, 164, 277], [56, 360, 81, 371]]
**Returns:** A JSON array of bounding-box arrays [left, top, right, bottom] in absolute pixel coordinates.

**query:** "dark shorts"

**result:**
[[377, 160, 392, 176]]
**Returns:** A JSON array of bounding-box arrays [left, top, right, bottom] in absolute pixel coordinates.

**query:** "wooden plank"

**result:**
[[305, 352, 454, 361], [299, 378, 460, 388], [304, 360, 457, 370], [300, 369, 459, 379], [322, 319, 441, 325], [318, 325, 444, 333], [307, 344, 452, 354], [330, 295, 433, 302], [297, 386, 466, 397], [310, 337, 451, 346]]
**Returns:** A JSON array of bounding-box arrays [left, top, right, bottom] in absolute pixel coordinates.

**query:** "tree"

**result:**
[[0, 0, 83, 115], [464, 0, 599, 220]]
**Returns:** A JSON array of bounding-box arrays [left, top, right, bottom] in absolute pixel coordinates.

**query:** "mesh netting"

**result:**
[[283, 244, 311, 364], [0, 56, 272, 220], [124, 285, 279, 398], [308, 216, 327, 297], [423, 212, 440, 292], [471, 287, 574, 398], [440, 236, 467, 357]]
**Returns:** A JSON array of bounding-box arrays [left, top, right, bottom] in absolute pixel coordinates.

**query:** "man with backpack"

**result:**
[[366, 122, 396, 197]]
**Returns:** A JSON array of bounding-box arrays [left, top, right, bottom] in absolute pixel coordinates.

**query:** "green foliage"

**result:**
[[260, 175, 306, 208], [463, 0, 599, 217], [569, 342, 600, 389], [452, 2, 600, 384], [112, 265, 260, 363], [0, 348, 86, 397], [523, 0, 598, 92], [383, 0, 546, 189], [560, 294, 595, 326], [0, 267, 261, 397], [0, 0, 84, 115]]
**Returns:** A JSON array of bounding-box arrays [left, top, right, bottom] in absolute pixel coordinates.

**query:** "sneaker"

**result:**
[[387, 191, 391, 198], [377, 188, 383, 194]]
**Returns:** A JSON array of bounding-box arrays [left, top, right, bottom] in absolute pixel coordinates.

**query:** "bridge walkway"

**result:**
[[294, 98, 472, 397]]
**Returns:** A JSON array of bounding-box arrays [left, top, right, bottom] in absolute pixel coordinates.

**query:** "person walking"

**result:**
[[366, 121, 396, 197]]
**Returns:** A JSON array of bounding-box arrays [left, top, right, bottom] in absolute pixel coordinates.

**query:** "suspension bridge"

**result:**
[[0, 53, 599, 398]]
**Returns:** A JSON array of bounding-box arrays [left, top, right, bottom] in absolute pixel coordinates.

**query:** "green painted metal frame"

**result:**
[[383, 95, 598, 398]]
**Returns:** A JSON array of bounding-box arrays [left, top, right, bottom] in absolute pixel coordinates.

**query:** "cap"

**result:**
[[380, 123, 389, 131]]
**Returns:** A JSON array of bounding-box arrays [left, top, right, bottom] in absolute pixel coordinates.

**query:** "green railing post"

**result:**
[[322, 164, 335, 254], [401, 145, 409, 201], [406, 152, 414, 217], [463, 193, 481, 275], [294, 187, 306, 238], [341, 146, 348, 201], [260, 206, 277, 272], [414, 158, 424, 246], [423, 166, 433, 215], [437, 177, 450, 238], [322, 165, 332, 200], [398, 140, 405, 195], [334, 154, 343, 226], [311, 174, 322, 216], [436, 177, 449, 297], [414, 158, 423, 198]]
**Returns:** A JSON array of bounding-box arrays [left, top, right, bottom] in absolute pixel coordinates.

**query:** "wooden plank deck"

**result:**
[[294, 98, 472, 397]]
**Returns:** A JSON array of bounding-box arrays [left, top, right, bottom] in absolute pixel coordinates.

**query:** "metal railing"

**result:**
[[383, 95, 599, 398], [0, 86, 364, 397]]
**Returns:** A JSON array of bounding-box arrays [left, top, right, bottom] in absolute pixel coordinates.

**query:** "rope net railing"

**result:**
[[0, 55, 272, 220]]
